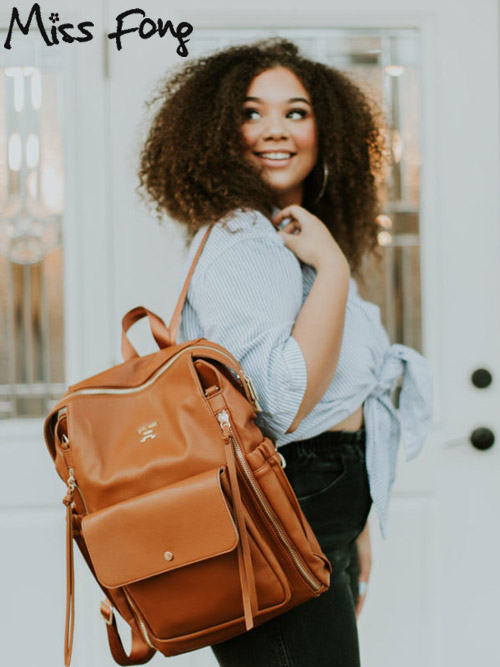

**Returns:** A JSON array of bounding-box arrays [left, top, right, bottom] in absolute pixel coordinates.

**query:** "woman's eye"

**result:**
[[242, 108, 260, 120], [287, 109, 307, 119], [242, 108, 308, 121]]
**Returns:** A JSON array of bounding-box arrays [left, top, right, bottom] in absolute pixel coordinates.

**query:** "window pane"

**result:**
[[0, 35, 65, 419]]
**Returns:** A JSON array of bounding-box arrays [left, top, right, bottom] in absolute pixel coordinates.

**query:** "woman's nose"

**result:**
[[262, 115, 289, 140]]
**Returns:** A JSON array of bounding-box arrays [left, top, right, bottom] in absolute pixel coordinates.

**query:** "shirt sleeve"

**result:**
[[189, 235, 308, 440]]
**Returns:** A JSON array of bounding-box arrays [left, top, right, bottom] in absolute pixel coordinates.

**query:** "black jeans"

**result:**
[[211, 426, 372, 667]]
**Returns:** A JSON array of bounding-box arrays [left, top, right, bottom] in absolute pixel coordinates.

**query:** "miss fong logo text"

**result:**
[[4, 3, 194, 57]]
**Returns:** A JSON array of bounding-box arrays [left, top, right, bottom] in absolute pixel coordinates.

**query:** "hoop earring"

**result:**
[[313, 161, 329, 204]]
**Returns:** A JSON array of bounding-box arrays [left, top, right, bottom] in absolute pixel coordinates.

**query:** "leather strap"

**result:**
[[223, 437, 258, 630], [168, 225, 214, 344], [61, 487, 155, 666], [210, 395, 258, 630], [62, 491, 75, 667], [190, 345, 260, 412], [167, 224, 261, 413], [121, 306, 172, 362], [100, 599, 156, 665]]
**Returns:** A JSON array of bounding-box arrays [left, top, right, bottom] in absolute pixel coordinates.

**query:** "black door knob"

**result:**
[[471, 368, 493, 388], [470, 427, 495, 450]]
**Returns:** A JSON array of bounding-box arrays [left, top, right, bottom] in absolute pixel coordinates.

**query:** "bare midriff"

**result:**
[[326, 403, 364, 431]]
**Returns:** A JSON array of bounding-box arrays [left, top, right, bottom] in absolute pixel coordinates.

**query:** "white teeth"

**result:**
[[258, 152, 293, 160]]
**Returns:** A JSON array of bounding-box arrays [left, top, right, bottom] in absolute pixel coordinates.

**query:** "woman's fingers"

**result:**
[[272, 204, 304, 225], [272, 205, 347, 270], [355, 579, 369, 619], [279, 220, 300, 235]]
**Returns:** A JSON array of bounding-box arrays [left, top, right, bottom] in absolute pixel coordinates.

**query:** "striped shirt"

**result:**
[[178, 207, 433, 538]]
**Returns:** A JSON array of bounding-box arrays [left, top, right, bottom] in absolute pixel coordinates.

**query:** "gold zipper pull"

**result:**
[[216, 409, 231, 439], [67, 467, 76, 492], [62, 468, 75, 509]]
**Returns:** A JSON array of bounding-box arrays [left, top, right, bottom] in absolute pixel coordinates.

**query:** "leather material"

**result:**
[[82, 468, 238, 588], [43, 224, 331, 665], [62, 489, 75, 666]]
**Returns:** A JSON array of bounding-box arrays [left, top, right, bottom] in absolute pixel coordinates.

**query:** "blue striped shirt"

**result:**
[[178, 208, 433, 538]]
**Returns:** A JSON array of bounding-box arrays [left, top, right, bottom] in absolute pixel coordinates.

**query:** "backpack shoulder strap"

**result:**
[[168, 224, 213, 344]]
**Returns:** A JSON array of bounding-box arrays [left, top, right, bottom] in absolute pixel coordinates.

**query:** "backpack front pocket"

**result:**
[[82, 467, 290, 641]]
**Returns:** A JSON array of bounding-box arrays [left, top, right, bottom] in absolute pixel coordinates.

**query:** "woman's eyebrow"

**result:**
[[243, 96, 311, 106]]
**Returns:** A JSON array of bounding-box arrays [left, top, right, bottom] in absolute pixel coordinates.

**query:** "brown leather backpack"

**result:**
[[43, 225, 331, 666]]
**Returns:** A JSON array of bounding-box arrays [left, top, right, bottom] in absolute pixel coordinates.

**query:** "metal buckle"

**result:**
[[242, 372, 263, 413], [100, 599, 114, 626]]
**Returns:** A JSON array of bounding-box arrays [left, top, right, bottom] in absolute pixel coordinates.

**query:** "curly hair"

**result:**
[[137, 37, 390, 277]]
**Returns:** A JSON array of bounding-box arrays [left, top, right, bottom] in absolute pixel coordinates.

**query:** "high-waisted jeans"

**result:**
[[211, 426, 372, 667]]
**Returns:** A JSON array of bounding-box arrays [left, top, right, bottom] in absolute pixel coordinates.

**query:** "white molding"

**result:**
[[186, 11, 435, 29], [60, 31, 114, 385], [415, 13, 442, 429]]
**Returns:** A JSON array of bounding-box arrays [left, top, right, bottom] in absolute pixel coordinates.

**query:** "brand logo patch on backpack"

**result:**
[[137, 421, 159, 443]]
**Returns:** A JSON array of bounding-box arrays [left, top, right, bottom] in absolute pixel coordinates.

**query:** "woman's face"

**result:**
[[241, 66, 319, 208]]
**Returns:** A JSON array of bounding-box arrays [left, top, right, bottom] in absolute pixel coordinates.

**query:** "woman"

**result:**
[[138, 38, 433, 667]]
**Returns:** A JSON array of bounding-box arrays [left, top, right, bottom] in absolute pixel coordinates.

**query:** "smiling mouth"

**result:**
[[254, 151, 296, 161]]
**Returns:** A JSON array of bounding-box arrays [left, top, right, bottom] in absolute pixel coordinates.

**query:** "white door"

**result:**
[[2, 1, 499, 666]]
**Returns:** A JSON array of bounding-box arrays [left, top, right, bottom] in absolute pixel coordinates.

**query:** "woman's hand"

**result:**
[[272, 205, 348, 272], [355, 520, 372, 619]]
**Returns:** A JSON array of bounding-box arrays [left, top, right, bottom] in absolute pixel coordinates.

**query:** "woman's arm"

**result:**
[[287, 259, 350, 432], [190, 230, 309, 439], [272, 206, 351, 433]]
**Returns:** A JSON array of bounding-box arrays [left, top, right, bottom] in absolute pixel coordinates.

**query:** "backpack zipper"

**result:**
[[122, 588, 156, 649], [55, 344, 262, 412], [61, 434, 89, 515], [216, 409, 321, 593]]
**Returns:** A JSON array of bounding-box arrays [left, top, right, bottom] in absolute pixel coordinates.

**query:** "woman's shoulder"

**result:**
[[186, 207, 286, 276], [208, 207, 282, 242]]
